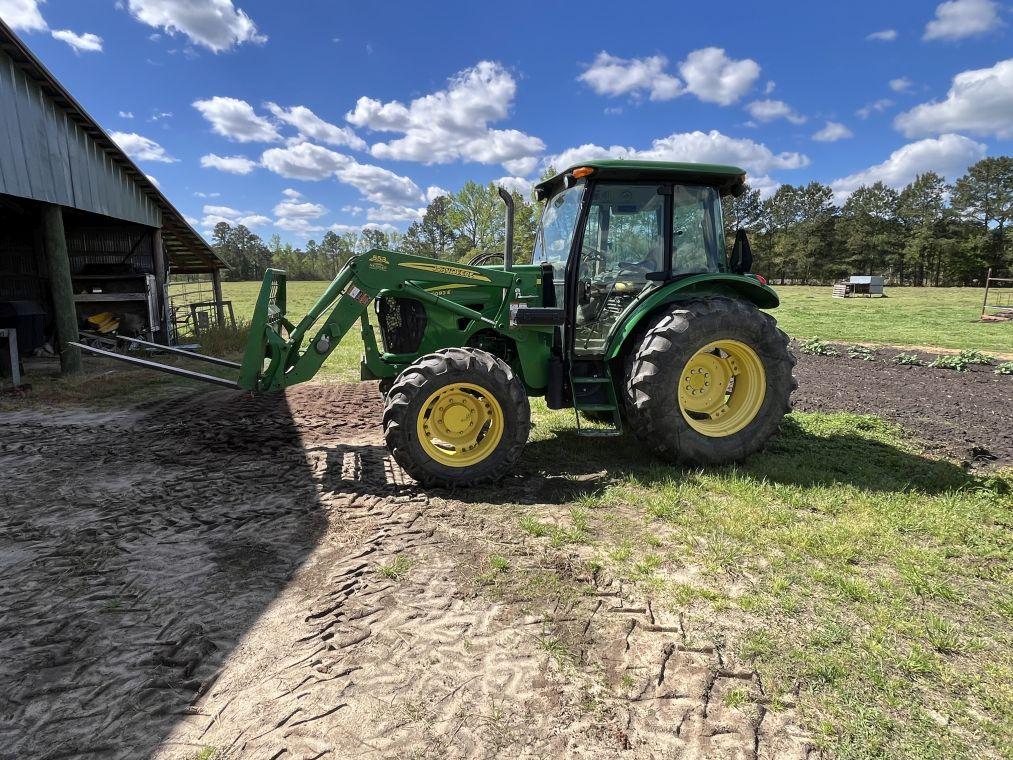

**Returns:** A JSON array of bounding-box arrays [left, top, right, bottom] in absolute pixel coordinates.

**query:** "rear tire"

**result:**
[[383, 348, 530, 487], [624, 298, 795, 465]]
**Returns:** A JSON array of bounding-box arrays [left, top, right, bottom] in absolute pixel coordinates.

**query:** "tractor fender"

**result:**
[[605, 273, 780, 362]]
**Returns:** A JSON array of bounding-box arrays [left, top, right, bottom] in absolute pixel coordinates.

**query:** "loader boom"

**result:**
[[238, 250, 520, 392]]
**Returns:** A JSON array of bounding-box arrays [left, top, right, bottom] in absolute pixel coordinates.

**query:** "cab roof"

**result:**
[[534, 160, 747, 200]]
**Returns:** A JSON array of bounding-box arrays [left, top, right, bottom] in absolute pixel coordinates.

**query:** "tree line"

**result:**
[[724, 156, 1012, 285], [211, 156, 1012, 286], [210, 181, 539, 282]]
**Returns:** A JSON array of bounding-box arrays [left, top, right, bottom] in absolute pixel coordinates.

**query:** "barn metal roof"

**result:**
[[0, 18, 224, 273]]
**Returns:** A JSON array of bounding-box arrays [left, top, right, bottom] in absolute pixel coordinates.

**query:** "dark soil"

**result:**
[[792, 342, 1013, 468]]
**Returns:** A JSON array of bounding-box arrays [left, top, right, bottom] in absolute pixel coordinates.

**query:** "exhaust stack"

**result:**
[[497, 186, 514, 271]]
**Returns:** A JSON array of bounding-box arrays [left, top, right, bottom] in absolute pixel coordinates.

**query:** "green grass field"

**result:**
[[773, 286, 1011, 355], [223, 282, 1012, 359]]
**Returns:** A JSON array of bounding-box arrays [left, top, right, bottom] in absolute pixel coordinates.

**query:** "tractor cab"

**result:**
[[533, 161, 747, 355]]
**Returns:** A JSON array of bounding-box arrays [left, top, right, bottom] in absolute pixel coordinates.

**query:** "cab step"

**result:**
[[570, 362, 623, 437]]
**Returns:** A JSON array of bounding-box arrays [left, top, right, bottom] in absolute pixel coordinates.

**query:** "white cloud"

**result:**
[[260, 140, 427, 220], [272, 194, 328, 235], [110, 131, 176, 163], [745, 99, 806, 124], [51, 29, 102, 53], [0, 0, 47, 31], [924, 0, 1001, 41], [273, 198, 327, 220], [200, 153, 258, 174], [119, 110, 134, 119], [260, 141, 348, 180], [856, 98, 894, 119], [502, 156, 539, 176], [366, 205, 425, 223], [336, 160, 423, 207], [812, 121, 854, 142], [494, 176, 534, 197], [329, 222, 397, 236], [194, 191, 220, 198], [889, 77, 914, 93], [747, 175, 781, 199], [680, 47, 761, 105], [201, 204, 270, 230], [830, 134, 986, 199], [894, 58, 1013, 139], [346, 61, 544, 172], [124, 0, 265, 52], [764, 81, 776, 94], [549, 129, 808, 177], [425, 186, 449, 202], [580, 48, 760, 106], [193, 96, 279, 142], [264, 103, 366, 150], [866, 29, 898, 41], [578, 52, 684, 101]]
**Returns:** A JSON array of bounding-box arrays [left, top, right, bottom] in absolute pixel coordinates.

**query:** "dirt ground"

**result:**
[[1, 383, 812, 760], [791, 344, 1013, 468], [1, 351, 1009, 759]]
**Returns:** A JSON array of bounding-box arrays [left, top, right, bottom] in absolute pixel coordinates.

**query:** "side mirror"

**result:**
[[730, 229, 753, 274]]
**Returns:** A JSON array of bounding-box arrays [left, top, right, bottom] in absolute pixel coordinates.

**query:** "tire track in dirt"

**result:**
[[2, 382, 811, 758]]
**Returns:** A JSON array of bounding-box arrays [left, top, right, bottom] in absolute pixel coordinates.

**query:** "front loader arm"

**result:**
[[240, 250, 517, 392]]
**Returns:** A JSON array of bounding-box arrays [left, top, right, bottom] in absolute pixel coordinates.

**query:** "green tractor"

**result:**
[[75, 161, 796, 487]]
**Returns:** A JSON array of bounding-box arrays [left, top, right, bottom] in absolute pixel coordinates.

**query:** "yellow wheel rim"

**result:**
[[678, 340, 766, 437], [416, 382, 504, 467]]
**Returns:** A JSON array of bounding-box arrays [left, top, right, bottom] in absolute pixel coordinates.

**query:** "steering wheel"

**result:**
[[581, 245, 607, 268]]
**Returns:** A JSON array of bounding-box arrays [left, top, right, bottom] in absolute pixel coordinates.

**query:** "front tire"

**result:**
[[382, 348, 530, 487], [625, 298, 795, 465]]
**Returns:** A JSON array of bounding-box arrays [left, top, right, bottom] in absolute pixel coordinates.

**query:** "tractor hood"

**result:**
[[534, 160, 748, 200]]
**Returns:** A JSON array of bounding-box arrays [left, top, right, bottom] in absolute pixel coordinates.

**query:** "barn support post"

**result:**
[[40, 204, 81, 375], [151, 228, 168, 343], [210, 267, 226, 326]]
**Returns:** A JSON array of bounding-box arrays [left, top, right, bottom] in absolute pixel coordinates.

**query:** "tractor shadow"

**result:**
[[0, 387, 329, 759], [461, 415, 983, 506]]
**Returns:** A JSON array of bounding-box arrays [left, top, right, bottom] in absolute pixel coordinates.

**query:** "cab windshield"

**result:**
[[533, 183, 585, 303]]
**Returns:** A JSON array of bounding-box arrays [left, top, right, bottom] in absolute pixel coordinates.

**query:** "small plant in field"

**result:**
[[892, 352, 925, 366], [724, 688, 750, 708], [194, 748, 217, 760], [958, 349, 993, 366], [995, 361, 1013, 375], [800, 337, 839, 356], [489, 554, 509, 572], [519, 515, 549, 538], [377, 555, 413, 581], [846, 345, 877, 361], [929, 354, 970, 372], [537, 634, 575, 667], [924, 614, 963, 654]]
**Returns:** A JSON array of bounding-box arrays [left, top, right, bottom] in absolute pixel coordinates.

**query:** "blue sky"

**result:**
[[1, 0, 1011, 243]]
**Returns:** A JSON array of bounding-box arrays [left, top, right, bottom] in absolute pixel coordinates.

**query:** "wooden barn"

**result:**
[[0, 18, 225, 376]]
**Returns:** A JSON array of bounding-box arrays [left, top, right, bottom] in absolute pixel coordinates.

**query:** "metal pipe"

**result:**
[[497, 186, 514, 271], [112, 334, 241, 368], [69, 341, 239, 388]]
